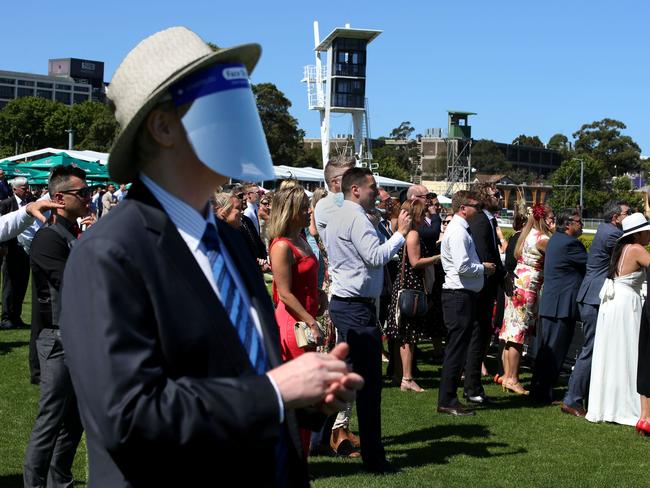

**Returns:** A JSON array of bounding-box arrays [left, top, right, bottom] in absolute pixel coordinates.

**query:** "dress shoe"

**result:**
[[0, 320, 16, 330], [363, 460, 400, 475], [464, 394, 492, 405], [437, 405, 476, 416], [560, 403, 587, 417], [636, 419, 650, 436], [330, 427, 361, 458]]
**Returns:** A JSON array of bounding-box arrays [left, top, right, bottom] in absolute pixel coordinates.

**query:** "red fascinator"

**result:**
[[532, 203, 546, 220]]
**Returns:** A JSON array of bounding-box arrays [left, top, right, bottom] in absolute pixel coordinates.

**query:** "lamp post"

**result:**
[[578, 158, 584, 216], [65, 129, 75, 150], [14, 134, 30, 155]]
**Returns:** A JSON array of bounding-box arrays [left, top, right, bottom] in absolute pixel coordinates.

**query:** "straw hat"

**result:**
[[619, 212, 650, 240], [107, 26, 261, 182]]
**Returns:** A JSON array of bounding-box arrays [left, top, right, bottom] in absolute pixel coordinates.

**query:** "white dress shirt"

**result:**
[[313, 192, 342, 247], [243, 202, 259, 234], [327, 200, 405, 299], [140, 174, 284, 421], [0, 207, 34, 243], [441, 214, 485, 292]]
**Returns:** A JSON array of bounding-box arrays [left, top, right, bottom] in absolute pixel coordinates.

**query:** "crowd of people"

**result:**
[[1, 26, 648, 487]]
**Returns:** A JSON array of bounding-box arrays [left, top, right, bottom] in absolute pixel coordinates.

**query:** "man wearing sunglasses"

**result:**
[[24, 165, 94, 487], [242, 183, 263, 234]]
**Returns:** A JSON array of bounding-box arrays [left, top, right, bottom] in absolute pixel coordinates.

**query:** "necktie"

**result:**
[[202, 224, 267, 374], [490, 217, 499, 250]]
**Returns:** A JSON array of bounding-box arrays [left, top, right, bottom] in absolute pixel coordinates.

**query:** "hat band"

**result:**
[[171, 63, 249, 106], [623, 221, 650, 234]]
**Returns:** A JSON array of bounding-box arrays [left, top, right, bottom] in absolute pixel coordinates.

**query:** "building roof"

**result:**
[[315, 27, 382, 51]]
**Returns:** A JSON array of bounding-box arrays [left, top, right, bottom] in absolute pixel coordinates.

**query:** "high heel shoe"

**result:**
[[635, 419, 650, 436], [400, 378, 425, 393], [502, 379, 530, 395], [493, 374, 504, 385]]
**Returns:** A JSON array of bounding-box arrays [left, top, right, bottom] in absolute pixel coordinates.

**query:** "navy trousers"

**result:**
[[563, 303, 598, 408], [329, 299, 385, 468], [438, 289, 478, 408], [530, 316, 576, 404]]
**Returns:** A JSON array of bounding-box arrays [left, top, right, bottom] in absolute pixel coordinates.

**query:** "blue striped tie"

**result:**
[[202, 224, 267, 374]]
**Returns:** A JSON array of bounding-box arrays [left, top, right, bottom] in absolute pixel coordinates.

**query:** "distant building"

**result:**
[[0, 58, 106, 109]]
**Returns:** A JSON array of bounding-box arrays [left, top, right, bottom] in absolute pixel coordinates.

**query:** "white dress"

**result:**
[[586, 267, 644, 426]]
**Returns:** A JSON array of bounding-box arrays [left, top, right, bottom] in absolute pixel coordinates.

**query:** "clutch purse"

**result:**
[[294, 321, 326, 349]]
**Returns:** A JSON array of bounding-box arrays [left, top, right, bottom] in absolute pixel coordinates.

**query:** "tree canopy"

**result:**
[[547, 156, 609, 215], [512, 134, 544, 148], [547, 133, 569, 151], [390, 121, 415, 140], [471, 139, 509, 173], [572, 118, 641, 176]]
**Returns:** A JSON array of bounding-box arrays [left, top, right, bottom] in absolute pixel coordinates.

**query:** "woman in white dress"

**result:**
[[586, 213, 650, 426]]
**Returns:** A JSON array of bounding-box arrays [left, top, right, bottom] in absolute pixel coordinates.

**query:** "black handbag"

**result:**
[[397, 247, 428, 319]]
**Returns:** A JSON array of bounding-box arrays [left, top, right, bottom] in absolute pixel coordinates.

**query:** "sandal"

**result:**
[[400, 377, 425, 393]]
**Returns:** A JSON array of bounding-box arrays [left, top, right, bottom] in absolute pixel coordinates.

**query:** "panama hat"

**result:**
[[619, 212, 650, 240], [107, 26, 261, 182]]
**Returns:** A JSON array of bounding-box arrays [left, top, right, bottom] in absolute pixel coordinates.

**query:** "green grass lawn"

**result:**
[[1, 288, 649, 487]]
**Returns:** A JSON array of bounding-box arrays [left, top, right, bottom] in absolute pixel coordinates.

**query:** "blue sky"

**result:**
[[3, 0, 649, 154]]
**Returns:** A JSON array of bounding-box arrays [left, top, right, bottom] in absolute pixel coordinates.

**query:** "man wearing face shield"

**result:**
[[58, 27, 363, 487]]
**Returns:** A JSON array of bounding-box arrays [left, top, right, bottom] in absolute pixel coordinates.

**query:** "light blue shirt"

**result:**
[[441, 214, 485, 292], [140, 173, 284, 421], [313, 192, 343, 247], [326, 200, 405, 299]]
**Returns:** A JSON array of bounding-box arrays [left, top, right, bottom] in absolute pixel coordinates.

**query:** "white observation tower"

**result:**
[[302, 21, 381, 173]]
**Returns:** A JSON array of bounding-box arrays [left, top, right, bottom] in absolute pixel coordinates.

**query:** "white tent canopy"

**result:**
[[5, 150, 413, 189]]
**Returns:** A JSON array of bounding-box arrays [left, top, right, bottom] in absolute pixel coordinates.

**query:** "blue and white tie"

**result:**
[[202, 223, 267, 374]]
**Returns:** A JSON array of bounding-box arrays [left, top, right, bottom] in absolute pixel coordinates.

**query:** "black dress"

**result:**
[[638, 290, 650, 396], [385, 239, 432, 345]]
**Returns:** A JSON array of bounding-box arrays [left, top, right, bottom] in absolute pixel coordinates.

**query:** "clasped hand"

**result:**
[[267, 343, 364, 415]]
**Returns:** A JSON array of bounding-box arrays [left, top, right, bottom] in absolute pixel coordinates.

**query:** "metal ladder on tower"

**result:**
[[360, 98, 377, 175]]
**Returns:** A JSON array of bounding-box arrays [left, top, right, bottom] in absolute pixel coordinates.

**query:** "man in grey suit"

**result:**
[[560, 200, 629, 416], [530, 209, 587, 404]]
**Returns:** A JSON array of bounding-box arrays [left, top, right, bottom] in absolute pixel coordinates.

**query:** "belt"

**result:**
[[442, 289, 479, 295], [332, 295, 376, 305]]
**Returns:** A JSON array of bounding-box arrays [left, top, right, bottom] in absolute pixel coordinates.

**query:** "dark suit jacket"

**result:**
[[539, 231, 587, 319], [576, 222, 622, 306], [59, 181, 312, 487], [0, 179, 12, 201], [241, 214, 267, 260], [468, 211, 505, 295], [418, 214, 441, 257]]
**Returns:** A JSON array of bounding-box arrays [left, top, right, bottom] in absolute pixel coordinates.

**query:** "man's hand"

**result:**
[[483, 262, 496, 276], [80, 214, 97, 229], [396, 209, 412, 237], [24, 200, 64, 224], [267, 343, 363, 410]]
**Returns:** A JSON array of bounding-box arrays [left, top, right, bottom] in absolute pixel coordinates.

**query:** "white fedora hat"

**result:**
[[619, 212, 650, 239], [107, 26, 261, 182]]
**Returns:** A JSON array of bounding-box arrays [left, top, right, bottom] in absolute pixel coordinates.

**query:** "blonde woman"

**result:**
[[499, 203, 554, 394], [212, 192, 243, 229]]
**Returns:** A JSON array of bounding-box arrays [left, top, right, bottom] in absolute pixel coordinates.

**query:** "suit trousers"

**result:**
[[563, 303, 598, 408], [24, 329, 83, 488], [438, 289, 478, 408], [530, 316, 576, 404], [2, 244, 30, 322], [464, 285, 496, 397], [329, 300, 385, 467]]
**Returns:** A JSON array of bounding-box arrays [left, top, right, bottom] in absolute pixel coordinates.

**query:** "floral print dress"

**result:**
[[499, 228, 549, 344]]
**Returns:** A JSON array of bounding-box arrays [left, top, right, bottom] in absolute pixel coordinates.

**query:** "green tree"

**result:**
[[512, 134, 544, 148], [471, 139, 510, 173], [0, 97, 70, 156], [252, 83, 305, 167], [547, 133, 569, 151], [390, 121, 415, 140], [547, 156, 608, 215], [572, 118, 641, 175], [611, 176, 644, 212], [69, 101, 119, 151], [374, 154, 410, 181]]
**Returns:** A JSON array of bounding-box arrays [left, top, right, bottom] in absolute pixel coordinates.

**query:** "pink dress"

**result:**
[[499, 229, 549, 344]]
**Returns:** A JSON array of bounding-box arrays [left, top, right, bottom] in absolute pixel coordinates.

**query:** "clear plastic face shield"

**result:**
[[170, 63, 274, 181]]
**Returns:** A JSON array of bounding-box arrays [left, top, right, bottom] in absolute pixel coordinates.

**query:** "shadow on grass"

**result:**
[[0, 340, 28, 356], [0, 474, 22, 487], [311, 424, 527, 479]]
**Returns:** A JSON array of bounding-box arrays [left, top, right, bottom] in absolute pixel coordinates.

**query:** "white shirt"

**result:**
[[327, 200, 405, 299], [18, 194, 50, 253], [140, 174, 284, 422], [243, 202, 259, 234], [0, 207, 34, 243], [441, 214, 485, 292], [314, 192, 342, 247]]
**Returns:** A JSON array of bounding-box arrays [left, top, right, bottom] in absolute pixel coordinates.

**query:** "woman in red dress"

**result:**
[[268, 185, 321, 455]]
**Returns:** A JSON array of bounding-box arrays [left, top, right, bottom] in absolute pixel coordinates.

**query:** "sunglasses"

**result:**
[[442, 220, 452, 225], [234, 193, 245, 200], [260, 201, 271, 206], [60, 187, 92, 199]]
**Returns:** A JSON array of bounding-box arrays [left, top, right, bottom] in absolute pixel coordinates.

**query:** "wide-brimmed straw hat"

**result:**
[[107, 26, 261, 182], [619, 212, 650, 240]]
